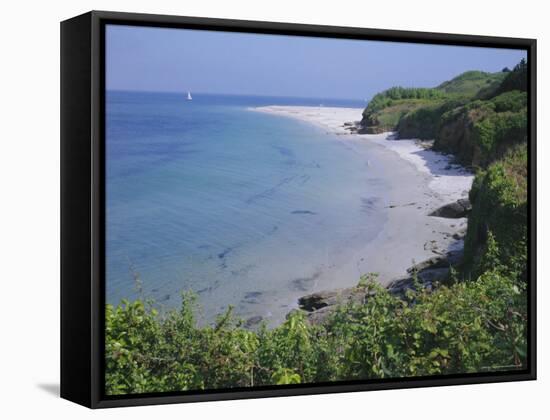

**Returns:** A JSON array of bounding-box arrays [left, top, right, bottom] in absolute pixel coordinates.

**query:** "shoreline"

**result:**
[[253, 105, 474, 203], [250, 105, 474, 323]]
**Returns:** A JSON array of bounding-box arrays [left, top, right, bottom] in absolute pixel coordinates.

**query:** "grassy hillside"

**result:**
[[437, 70, 507, 97], [360, 71, 501, 135], [360, 61, 527, 159]]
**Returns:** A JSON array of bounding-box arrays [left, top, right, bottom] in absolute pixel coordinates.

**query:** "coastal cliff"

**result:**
[[361, 61, 527, 166], [359, 60, 528, 280]]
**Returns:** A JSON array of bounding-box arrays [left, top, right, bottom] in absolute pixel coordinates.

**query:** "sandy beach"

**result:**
[[253, 105, 474, 287]]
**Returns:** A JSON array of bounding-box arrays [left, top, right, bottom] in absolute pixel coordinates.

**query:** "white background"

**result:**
[[1, 0, 547, 418]]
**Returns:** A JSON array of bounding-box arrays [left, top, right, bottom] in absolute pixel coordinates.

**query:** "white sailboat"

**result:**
[[187, 91, 193, 101]]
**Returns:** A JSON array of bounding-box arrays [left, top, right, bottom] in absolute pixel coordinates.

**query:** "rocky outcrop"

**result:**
[[298, 287, 373, 312], [297, 287, 369, 325], [357, 124, 387, 134], [387, 249, 463, 297], [342, 122, 361, 134], [407, 250, 463, 273], [429, 199, 471, 218], [298, 249, 463, 325]]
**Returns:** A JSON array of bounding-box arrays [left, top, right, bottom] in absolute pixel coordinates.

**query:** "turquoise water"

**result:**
[[106, 91, 391, 324]]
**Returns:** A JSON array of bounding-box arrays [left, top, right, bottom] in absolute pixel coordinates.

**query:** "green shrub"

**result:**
[[464, 144, 528, 279], [434, 89, 527, 167], [491, 90, 527, 113], [326, 272, 526, 378], [105, 268, 527, 395], [364, 87, 445, 115]]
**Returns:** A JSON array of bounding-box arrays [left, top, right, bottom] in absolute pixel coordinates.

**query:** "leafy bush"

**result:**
[[490, 90, 527, 113], [435, 89, 527, 167], [397, 97, 469, 139], [327, 272, 526, 379], [464, 144, 528, 279], [472, 107, 527, 166], [362, 87, 446, 128], [106, 267, 527, 395]]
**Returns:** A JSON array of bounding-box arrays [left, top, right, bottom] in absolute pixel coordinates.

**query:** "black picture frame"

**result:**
[[60, 10, 537, 409]]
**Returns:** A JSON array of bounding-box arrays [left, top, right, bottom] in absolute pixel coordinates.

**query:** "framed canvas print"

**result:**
[[60, 11, 536, 408]]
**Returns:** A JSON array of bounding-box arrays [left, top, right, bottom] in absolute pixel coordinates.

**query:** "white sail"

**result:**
[[187, 91, 192, 100]]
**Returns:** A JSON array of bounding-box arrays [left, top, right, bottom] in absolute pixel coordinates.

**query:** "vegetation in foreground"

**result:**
[[106, 235, 527, 395], [106, 268, 526, 394], [105, 60, 529, 395]]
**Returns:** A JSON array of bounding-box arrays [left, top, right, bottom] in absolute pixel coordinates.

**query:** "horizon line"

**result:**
[[105, 89, 369, 102]]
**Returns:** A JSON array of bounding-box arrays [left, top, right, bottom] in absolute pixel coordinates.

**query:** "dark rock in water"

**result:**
[[244, 315, 263, 329], [290, 272, 321, 292], [298, 290, 338, 311], [218, 247, 232, 259], [242, 291, 263, 304], [291, 210, 317, 215], [360, 197, 379, 213], [386, 202, 416, 209], [429, 199, 471, 218], [292, 278, 313, 292], [272, 145, 294, 157]]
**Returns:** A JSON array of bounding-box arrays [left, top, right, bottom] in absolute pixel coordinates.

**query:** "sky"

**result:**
[[106, 24, 527, 100]]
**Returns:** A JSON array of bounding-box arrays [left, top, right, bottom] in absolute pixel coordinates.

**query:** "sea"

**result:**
[[106, 91, 392, 325]]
